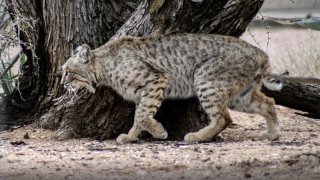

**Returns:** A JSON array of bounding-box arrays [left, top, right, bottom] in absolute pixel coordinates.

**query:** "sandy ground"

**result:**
[[0, 106, 319, 180]]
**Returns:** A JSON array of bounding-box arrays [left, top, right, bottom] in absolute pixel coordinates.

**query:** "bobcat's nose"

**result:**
[[92, 81, 97, 88], [270, 79, 281, 84]]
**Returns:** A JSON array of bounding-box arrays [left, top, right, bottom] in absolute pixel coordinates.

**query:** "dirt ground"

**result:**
[[0, 105, 319, 180]]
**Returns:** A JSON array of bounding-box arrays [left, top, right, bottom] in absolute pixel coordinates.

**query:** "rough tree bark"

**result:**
[[5, 0, 140, 134], [6, 0, 264, 140]]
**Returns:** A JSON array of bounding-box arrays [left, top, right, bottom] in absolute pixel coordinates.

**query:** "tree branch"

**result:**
[[262, 75, 320, 119]]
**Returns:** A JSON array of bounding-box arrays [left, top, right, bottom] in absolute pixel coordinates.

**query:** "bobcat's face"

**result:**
[[61, 44, 97, 93]]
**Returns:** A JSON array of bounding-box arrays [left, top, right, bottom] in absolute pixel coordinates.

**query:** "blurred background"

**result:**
[[242, 0, 320, 77]]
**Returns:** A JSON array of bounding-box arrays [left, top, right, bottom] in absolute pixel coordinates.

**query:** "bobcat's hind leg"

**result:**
[[184, 103, 232, 143], [117, 73, 169, 143], [230, 88, 280, 141], [184, 77, 233, 143], [251, 90, 279, 141]]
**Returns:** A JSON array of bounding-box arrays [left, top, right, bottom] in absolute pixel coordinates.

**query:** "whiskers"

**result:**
[[53, 85, 87, 106]]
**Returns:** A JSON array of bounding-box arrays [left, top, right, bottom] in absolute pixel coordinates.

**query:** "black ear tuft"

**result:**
[[70, 43, 81, 56], [79, 44, 92, 64]]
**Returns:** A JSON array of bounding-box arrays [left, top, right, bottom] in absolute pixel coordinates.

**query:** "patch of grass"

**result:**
[[0, 51, 25, 96], [0, 1, 33, 96], [0, 58, 15, 95], [277, 31, 320, 77]]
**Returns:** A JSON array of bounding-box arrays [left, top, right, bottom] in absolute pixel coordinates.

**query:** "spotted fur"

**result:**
[[61, 33, 280, 143]]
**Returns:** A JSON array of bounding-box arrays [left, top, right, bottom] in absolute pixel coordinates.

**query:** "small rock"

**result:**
[[244, 172, 252, 178], [82, 163, 88, 166], [139, 152, 146, 157], [84, 157, 94, 161], [310, 133, 317, 137], [10, 140, 27, 146], [201, 157, 210, 162], [228, 123, 243, 129], [23, 132, 30, 139], [193, 147, 200, 152]]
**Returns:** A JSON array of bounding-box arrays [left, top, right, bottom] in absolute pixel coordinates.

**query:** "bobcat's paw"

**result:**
[[116, 133, 134, 144], [153, 130, 168, 140], [259, 131, 279, 141], [184, 133, 200, 143], [142, 121, 168, 140]]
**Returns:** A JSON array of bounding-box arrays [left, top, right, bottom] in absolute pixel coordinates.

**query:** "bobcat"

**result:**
[[61, 33, 280, 144]]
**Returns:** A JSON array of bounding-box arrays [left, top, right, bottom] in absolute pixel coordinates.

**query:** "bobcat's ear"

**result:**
[[78, 44, 92, 64]]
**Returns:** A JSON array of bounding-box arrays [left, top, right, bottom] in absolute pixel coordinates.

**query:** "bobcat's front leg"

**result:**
[[116, 121, 141, 144], [116, 73, 169, 143]]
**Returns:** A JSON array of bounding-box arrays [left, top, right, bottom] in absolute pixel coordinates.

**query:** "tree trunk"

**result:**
[[6, 0, 264, 140], [5, 0, 140, 136]]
